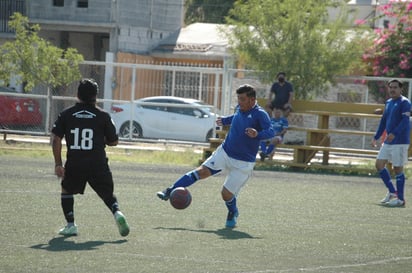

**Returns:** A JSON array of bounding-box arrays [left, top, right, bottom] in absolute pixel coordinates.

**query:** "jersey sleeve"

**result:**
[[51, 113, 65, 138], [104, 113, 119, 143], [256, 110, 275, 140]]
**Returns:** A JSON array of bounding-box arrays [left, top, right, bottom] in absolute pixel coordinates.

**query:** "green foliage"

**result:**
[[224, 0, 366, 99], [0, 13, 83, 92], [363, 1, 412, 79], [360, 2, 412, 102]]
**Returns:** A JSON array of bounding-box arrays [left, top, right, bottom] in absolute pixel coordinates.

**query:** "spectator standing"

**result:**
[[266, 72, 294, 117]]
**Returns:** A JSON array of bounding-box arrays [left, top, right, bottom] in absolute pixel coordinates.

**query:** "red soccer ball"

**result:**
[[169, 187, 192, 209]]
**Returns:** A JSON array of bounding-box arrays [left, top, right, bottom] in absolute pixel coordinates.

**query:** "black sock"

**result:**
[[103, 195, 119, 214], [61, 194, 74, 223]]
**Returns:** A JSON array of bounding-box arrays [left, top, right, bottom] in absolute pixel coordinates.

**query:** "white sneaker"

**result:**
[[380, 192, 397, 204], [114, 211, 130, 237], [58, 224, 78, 236], [385, 198, 405, 207]]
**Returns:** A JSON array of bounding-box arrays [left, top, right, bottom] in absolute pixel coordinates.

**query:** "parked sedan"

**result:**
[[0, 86, 43, 128], [110, 96, 217, 142]]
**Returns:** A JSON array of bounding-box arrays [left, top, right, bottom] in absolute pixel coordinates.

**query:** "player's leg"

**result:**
[[386, 145, 408, 207], [222, 160, 254, 228], [259, 141, 268, 161], [376, 145, 397, 203], [157, 145, 225, 201], [59, 175, 86, 236], [59, 187, 78, 236], [156, 165, 218, 200], [89, 167, 130, 237]]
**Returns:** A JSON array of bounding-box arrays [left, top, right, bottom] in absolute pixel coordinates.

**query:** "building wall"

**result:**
[[27, 0, 184, 56], [28, 0, 113, 23]]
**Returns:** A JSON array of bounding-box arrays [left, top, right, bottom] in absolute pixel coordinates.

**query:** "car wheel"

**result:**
[[119, 121, 143, 139], [205, 129, 213, 142]]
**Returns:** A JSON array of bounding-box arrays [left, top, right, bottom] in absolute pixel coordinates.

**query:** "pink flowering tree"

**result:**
[[361, 1, 412, 102]]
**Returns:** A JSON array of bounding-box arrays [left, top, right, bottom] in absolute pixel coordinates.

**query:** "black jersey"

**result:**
[[52, 103, 118, 160]]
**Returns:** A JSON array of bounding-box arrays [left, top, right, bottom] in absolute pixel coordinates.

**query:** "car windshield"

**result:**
[[0, 86, 18, 93]]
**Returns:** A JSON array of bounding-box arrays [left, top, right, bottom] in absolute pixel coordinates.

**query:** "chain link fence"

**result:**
[[1, 60, 411, 147]]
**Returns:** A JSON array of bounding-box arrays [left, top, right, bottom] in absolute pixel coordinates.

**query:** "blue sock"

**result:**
[[225, 196, 238, 213], [266, 144, 275, 155], [396, 173, 405, 201], [260, 142, 267, 154], [379, 168, 396, 193], [172, 170, 200, 189]]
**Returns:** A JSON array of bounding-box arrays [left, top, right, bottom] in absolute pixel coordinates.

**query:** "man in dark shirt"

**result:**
[[51, 78, 129, 237], [266, 72, 294, 117]]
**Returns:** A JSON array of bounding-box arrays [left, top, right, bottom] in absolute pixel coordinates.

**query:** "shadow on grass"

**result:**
[[155, 227, 261, 240], [30, 236, 127, 252]]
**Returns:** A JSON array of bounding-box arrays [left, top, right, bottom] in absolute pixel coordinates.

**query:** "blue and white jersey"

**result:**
[[374, 95, 411, 145], [220, 104, 275, 162], [271, 117, 289, 136]]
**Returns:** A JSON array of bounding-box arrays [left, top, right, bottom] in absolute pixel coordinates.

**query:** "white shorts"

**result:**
[[377, 144, 409, 167], [202, 145, 255, 196]]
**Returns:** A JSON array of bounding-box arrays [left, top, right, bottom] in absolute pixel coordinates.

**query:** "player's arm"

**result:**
[[374, 104, 388, 141], [266, 85, 274, 107], [105, 114, 119, 146], [51, 133, 64, 177], [256, 112, 275, 140]]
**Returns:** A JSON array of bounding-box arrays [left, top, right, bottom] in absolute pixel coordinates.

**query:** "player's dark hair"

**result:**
[[78, 78, 99, 103], [236, 84, 256, 98], [277, 72, 286, 78], [387, 79, 403, 88]]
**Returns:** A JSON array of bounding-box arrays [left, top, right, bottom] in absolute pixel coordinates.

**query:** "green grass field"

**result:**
[[1, 143, 412, 273]]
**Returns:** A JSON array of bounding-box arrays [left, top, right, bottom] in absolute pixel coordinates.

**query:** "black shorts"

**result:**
[[270, 102, 293, 112], [61, 157, 114, 198]]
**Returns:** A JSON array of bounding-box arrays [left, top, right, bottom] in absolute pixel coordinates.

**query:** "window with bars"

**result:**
[[53, 0, 64, 6], [77, 0, 88, 8]]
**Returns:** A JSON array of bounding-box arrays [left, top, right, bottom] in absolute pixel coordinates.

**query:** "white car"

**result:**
[[110, 96, 217, 142]]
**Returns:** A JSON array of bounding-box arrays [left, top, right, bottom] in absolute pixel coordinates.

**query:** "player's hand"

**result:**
[[245, 128, 258, 138], [371, 138, 378, 147], [55, 165, 65, 178], [386, 133, 395, 143]]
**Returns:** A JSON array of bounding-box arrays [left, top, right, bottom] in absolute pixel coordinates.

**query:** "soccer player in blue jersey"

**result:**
[[372, 79, 411, 207], [260, 107, 289, 161], [157, 84, 275, 228]]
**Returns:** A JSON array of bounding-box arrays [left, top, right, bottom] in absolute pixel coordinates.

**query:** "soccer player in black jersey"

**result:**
[[51, 78, 129, 236]]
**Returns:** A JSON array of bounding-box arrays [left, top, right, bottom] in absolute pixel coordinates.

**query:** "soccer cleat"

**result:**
[[114, 211, 130, 237], [156, 187, 173, 201], [385, 198, 405, 207], [58, 224, 78, 236], [380, 192, 397, 204], [225, 210, 239, 228]]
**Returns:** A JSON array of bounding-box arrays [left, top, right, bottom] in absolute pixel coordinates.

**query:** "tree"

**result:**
[[360, 1, 412, 102], [224, 0, 367, 99], [0, 13, 83, 92], [363, 1, 412, 78]]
